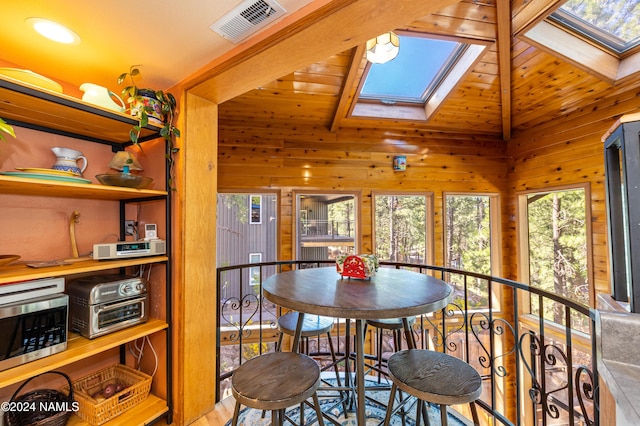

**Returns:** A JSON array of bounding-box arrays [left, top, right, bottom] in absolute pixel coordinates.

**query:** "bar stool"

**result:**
[[383, 349, 482, 426], [277, 312, 345, 381], [231, 352, 326, 426], [277, 312, 350, 417], [364, 316, 416, 381]]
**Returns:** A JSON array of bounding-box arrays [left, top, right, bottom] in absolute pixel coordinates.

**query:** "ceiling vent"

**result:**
[[210, 0, 286, 43]]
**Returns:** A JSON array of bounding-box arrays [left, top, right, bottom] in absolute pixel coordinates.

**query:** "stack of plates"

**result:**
[[0, 167, 91, 184]]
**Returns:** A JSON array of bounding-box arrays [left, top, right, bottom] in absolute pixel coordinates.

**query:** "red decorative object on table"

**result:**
[[338, 255, 367, 279]]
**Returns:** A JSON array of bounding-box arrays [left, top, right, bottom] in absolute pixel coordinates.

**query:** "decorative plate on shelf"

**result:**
[[0, 68, 63, 93], [0, 171, 92, 184], [15, 167, 76, 177]]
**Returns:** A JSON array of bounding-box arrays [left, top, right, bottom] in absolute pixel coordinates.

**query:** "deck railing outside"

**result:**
[[216, 261, 599, 426], [300, 219, 355, 239]]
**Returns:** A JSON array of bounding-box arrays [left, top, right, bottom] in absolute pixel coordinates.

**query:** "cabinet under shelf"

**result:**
[[0, 319, 168, 389]]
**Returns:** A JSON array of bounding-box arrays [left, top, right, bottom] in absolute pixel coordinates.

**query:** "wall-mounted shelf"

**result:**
[[0, 319, 168, 388], [0, 256, 169, 285], [0, 76, 161, 146], [0, 175, 167, 200], [67, 395, 168, 426]]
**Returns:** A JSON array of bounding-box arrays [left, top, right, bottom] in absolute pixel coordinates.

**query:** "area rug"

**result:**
[[225, 377, 467, 425]]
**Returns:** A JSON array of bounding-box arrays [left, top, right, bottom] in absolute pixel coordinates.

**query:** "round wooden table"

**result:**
[[263, 266, 452, 425]]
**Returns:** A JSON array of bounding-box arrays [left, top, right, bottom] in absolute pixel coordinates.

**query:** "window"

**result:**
[[351, 32, 488, 121], [524, 0, 640, 84], [361, 36, 462, 104], [549, 0, 640, 54], [373, 193, 432, 264], [249, 195, 262, 224], [444, 194, 500, 309], [517, 185, 593, 330], [249, 253, 262, 286], [295, 192, 358, 261]]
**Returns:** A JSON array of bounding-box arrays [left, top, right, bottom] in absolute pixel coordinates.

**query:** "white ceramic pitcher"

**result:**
[[79, 83, 125, 112], [51, 147, 88, 176]]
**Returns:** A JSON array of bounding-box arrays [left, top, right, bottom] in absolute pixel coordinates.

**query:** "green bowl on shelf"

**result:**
[[96, 173, 153, 189]]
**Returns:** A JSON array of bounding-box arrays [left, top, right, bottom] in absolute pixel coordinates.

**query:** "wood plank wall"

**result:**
[[508, 49, 640, 300], [218, 126, 510, 274]]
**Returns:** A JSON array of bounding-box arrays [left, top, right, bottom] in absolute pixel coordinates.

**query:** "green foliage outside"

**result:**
[[562, 0, 640, 42], [527, 189, 589, 329], [445, 195, 492, 309], [374, 195, 426, 263]]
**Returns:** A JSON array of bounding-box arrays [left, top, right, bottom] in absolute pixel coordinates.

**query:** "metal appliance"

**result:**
[[0, 277, 68, 371], [67, 274, 148, 339]]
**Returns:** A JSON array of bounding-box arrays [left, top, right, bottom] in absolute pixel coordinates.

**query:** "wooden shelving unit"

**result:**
[[0, 319, 168, 388], [66, 395, 169, 426], [0, 77, 161, 146], [0, 256, 169, 285], [0, 175, 167, 200], [0, 76, 173, 424]]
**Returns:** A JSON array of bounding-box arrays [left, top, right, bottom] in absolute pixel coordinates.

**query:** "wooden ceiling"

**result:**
[[218, 0, 640, 142]]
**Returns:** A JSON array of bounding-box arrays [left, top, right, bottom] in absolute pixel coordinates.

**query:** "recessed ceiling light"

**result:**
[[26, 18, 81, 45]]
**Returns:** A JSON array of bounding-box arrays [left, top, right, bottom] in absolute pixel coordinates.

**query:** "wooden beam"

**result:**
[[496, 0, 512, 140], [330, 45, 364, 132], [512, 0, 564, 36], [186, 0, 461, 104]]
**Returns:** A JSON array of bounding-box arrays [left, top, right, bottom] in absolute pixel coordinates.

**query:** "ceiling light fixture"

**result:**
[[365, 31, 400, 64], [26, 18, 81, 45]]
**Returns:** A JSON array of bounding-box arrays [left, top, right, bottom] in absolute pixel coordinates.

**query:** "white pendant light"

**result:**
[[366, 31, 400, 64]]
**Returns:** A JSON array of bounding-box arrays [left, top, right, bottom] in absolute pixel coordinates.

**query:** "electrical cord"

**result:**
[[129, 336, 158, 377]]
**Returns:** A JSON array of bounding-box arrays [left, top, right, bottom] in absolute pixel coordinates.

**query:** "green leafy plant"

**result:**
[[118, 66, 181, 189], [0, 118, 16, 141]]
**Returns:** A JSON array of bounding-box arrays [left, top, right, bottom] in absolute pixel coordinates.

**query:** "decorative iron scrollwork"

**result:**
[[469, 312, 516, 378], [422, 302, 465, 352], [220, 293, 260, 342], [576, 366, 596, 426], [519, 330, 595, 425]]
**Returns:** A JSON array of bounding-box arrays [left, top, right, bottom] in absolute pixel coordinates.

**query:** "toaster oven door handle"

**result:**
[[96, 296, 146, 312]]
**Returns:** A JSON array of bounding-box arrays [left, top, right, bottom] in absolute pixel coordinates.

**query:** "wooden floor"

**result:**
[[190, 396, 236, 426]]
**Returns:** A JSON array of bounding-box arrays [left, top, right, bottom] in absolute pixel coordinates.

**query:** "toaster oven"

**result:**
[[67, 274, 148, 339]]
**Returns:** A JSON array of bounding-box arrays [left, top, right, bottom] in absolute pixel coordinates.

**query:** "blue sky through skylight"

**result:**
[[360, 35, 460, 103]]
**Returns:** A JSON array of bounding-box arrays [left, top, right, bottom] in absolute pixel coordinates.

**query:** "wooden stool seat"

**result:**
[[231, 352, 325, 425], [384, 349, 482, 426], [364, 316, 416, 382], [365, 316, 416, 330], [275, 312, 349, 419], [278, 312, 334, 337]]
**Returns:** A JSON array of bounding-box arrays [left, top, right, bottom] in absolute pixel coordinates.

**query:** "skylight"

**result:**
[[349, 33, 488, 122], [549, 0, 640, 54], [360, 36, 463, 104]]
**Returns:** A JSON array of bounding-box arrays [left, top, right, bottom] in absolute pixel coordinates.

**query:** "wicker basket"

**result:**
[[6, 371, 74, 426], [63, 364, 151, 425]]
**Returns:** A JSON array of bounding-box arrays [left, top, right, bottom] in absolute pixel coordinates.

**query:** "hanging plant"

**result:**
[[118, 66, 181, 190]]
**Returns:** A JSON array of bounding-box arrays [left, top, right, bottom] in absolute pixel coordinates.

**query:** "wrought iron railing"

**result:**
[[216, 261, 599, 426]]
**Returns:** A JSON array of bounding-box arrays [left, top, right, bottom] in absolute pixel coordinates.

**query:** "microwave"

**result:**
[[0, 293, 68, 371]]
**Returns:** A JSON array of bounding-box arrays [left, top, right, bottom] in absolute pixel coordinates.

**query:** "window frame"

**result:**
[[371, 191, 434, 265], [249, 252, 262, 286], [348, 31, 490, 122], [249, 194, 262, 224], [293, 190, 361, 261], [443, 192, 502, 312], [516, 183, 595, 313]]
